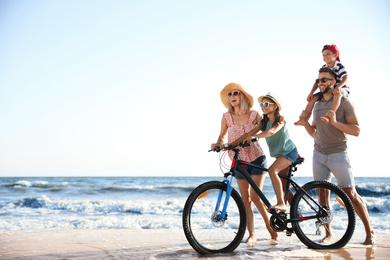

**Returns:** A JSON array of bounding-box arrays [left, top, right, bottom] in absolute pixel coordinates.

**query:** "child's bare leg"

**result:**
[[295, 96, 318, 126], [267, 157, 292, 212], [321, 93, 341, 124]]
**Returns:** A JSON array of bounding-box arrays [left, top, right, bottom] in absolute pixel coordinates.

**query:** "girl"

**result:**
[[211, 83, 278, 242], [240, 92, 299, 212]]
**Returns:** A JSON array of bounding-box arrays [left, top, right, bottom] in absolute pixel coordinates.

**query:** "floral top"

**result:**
[[224, 110, 265, 162]]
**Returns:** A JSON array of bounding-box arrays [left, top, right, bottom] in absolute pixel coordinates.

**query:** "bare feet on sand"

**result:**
[[363, 231, 375, 245], [267, 227, 279, 241], [271, 232, 279, 241], [320, 235, 334, 244], [246, 234, 257, 244]]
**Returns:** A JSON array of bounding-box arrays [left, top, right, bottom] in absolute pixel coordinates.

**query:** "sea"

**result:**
[[0, 176, 389, 235]]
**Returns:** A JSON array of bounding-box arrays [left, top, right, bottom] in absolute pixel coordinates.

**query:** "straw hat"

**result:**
[[220, 83, 254, 109], [258, 92, 282, 111]]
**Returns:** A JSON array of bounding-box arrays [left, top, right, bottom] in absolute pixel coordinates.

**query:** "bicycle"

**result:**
[[182, 140, 356, 255]]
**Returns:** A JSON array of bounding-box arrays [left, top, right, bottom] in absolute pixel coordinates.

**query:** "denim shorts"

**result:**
[[279, 148, 299, 163], [313, 150, 354, 188], [235, 155, 267, 179]]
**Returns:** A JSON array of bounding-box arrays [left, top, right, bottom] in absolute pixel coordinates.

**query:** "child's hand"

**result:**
[[307, 93, 314, 102], [327, 110, 337, 125], [245, 136, 255, 143], [333, 87, 341, 96]]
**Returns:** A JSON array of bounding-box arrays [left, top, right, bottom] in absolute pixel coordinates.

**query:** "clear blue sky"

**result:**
[[1, 0, 389, 177]]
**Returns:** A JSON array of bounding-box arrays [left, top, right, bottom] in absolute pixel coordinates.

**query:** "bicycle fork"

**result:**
[[214, 177, 234, 221]]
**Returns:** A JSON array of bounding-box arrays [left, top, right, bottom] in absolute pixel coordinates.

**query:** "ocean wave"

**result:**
[[100, 185, 195, 194], [0, 213, 183, 231], [365, 197, 390, 213], [1, 180, 195, 195], [2, 180, 69, 191], [356, 183, 390, 197], [9, 195, 185, 215]]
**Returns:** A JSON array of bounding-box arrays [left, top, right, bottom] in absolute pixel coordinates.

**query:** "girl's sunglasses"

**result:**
[[260, 102, 275, 108], [227, 91, 240, 98], [315, 78, 333, 84]]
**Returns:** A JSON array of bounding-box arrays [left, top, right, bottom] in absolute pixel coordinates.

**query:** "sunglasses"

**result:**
[[315, 78, 333, 84], [227, 91, 240, 98], [260, 102, 275, 108]]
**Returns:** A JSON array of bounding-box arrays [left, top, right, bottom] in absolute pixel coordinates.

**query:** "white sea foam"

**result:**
[[1, 177, 390, 234]]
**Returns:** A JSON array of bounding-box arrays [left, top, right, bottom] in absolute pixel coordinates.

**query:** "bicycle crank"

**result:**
[[270, 212, 288, 232]]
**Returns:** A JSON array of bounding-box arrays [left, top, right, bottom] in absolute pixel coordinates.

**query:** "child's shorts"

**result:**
[[278, 148, 299, 163]]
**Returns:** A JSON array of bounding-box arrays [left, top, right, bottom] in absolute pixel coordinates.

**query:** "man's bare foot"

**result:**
[[246, 234, 257, 243], [363, 231, 375, 245], [268, 204, 287, 212], [320, 116, 330, 124], [320, 235, 334, 244]]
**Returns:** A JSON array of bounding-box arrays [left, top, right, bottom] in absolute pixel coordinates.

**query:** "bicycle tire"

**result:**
[[290, 181, 355, 249], [182, 181, 247, 255]]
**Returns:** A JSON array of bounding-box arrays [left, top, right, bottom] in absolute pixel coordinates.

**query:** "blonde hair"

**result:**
[[227, 92, 251, 113]]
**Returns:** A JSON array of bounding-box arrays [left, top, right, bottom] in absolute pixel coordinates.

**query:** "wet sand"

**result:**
[[0, 229, 389, 259]]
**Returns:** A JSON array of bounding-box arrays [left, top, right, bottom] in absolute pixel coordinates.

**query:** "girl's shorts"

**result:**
[[279, 148, 299, 163]]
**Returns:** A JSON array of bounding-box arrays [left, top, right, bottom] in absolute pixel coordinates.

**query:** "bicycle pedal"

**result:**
[[286, 231, 292, 237]]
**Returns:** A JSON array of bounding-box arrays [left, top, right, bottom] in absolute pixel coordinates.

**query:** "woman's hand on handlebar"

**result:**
[[210, 138, 257, 152], [211, 142, 223, 151]]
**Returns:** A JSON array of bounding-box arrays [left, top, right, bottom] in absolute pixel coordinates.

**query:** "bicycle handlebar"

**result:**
[[209, 138, 257, 152]]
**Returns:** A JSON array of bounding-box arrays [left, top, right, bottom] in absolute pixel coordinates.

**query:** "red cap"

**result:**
[[322, 44, 340, 62]]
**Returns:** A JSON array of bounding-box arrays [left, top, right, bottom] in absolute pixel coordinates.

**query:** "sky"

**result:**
[[0, 0, 389, 177]]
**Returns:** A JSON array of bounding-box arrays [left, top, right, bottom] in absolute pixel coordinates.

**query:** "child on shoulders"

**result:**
[[295, 44, 349, 125]]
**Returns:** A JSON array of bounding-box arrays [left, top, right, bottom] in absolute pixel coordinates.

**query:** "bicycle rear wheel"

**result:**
[[290, 181, 355, 249], [182, 181, 246, 255]]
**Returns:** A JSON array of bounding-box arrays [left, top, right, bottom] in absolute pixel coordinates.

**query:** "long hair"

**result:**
[[259, 108, 284, 131]]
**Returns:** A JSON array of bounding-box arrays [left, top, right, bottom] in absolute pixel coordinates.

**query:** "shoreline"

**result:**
[[1, 229, 389, 259]]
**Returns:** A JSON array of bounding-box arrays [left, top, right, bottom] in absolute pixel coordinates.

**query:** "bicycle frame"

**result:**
[[216, 147, 312, 223]]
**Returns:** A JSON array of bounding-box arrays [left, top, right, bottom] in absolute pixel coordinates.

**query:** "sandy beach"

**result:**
[[0, 229, 389, 259]]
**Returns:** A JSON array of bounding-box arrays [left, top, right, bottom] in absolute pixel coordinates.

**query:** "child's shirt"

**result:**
[[322, 61, 350, 93], [265, 121, 296, 158]]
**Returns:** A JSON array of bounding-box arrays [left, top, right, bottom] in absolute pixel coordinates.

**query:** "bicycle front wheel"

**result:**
[[291, 181, 355, 249], [182, 181, 246, 255]]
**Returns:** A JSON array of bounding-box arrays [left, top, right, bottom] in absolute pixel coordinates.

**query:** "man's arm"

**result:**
[[303, 119, 316, 138]]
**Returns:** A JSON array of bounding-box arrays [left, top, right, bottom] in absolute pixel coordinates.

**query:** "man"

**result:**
[[299, 67, 374, 245]]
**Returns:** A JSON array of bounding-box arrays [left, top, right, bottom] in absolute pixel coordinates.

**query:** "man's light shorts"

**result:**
[[313, 150, 354, 188]]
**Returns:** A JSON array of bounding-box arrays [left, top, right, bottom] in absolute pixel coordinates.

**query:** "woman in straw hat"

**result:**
[[211, 83, 278, 242], [239, 92, 299, 213]]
